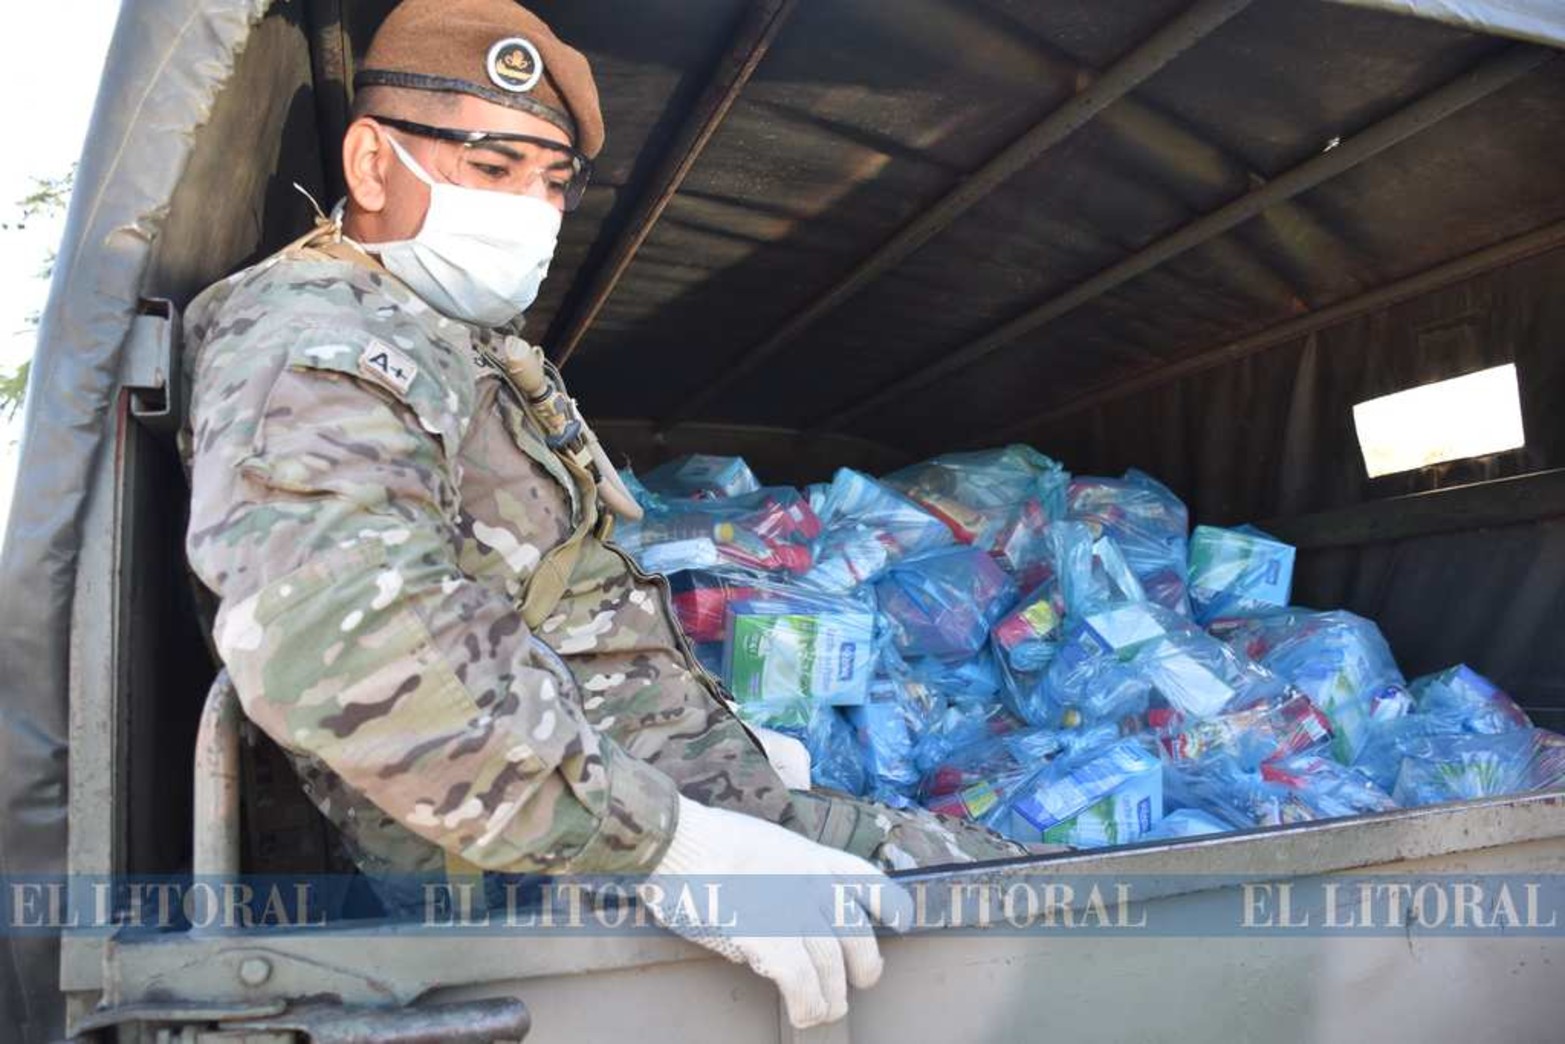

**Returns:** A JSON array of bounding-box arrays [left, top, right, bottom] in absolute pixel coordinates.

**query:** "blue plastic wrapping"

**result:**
[[1067, 470, 1192, 616], [912, 697, 1027, 777], [1141, 808, 1231, 841], [1035, 602, 1293, 728], [883, 444, 1069, 557], [1049, 521, 1147, 616], [847, 675, 945, 807], [802, 707, 868, 796], [1264, 753, 1401, 818], [992, 578, 1067, 673], [918, 724, 1120, 822], [874, 547, 1019, 658], [1168, 751, 1397, 828], [803, 468, 956, 593], [1210, 609, 1408, 765], [1370, 688, 1416, 723], [615, 486, 822, 577], [1350, 667, 1529, 791], [1350, 713, 1467, 794], [1164, 754, 1287, 828], [618, 468, 664, 513], [992, 498, 1057, 590], [1156, 691, 1334, 766], [639, 454, 762, 500], [986, 738, 1165, 848], [893, 644, 1005, 703], [1391, 729, 1565, 807], [804, 482, 830, 519], [1186, 524, 1295, 625], [609, 447, 1446, 852], [995, 648, 1145, 732], [1410, 664, 1532, 734]]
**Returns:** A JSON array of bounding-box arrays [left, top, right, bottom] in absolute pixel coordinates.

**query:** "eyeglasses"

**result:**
[[369, 114, 594, 211]]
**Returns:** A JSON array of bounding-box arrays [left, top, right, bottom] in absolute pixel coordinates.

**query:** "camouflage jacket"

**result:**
[[182, 228, 791, 878]]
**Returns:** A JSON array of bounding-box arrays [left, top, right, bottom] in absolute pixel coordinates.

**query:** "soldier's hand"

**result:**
[[641, 796, 914, 1029]]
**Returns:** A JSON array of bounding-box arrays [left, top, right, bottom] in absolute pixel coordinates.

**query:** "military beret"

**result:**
[[356, 0, 604, 159]]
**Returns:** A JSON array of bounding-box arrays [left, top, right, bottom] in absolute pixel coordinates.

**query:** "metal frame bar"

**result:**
[[987, 218, 1565, 442], [60, 395, 129, 1003], [1261, 468, 1565, 551], [660, 0, 1255, 427], [955, 0, 1352, 309], [810, 45, 1555, 435], [547, 0, 800, 366]]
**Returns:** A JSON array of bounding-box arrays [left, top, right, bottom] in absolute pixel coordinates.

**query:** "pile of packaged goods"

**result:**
[[616, 447, 1565, 850]]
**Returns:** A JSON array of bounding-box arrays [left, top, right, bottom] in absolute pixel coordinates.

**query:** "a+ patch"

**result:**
[[358, 340, 418, 396]]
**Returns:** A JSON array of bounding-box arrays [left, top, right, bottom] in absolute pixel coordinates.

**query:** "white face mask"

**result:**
[[368, 134, 563, 327]]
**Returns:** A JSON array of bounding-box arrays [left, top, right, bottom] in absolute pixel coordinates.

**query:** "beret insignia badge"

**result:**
[[486, 37, 543, 93]]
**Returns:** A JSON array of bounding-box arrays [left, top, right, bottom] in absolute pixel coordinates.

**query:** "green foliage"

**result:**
[[0, 360, 30, 420], [2, 164, 76, 420], [1, 165, 75, 231]]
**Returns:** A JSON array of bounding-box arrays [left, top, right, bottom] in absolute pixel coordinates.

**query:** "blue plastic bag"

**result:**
[[1350, 713, 1466, 794], [912, 697, 1026, 777], [1410, 665, 1532, 735], [875, 547, 1019, 659], [891, 644, 1005, 703], [986, 738, 1165, 848], [801, 707, 868, 796], [1263, 753, 1400, 819], [1186, 524, 1295, 625], [639, 454, 762, 500], [1141, 808, 1232, 841], [1049, 521, 1146, 616], [991, 498, 1057, 590], [1167, 750, 1397, 829], [1210, 609, 1407, 765], [1390, 729, 1565, 807], [1156, 691, 1334, 766], [846, 675, 945, 807], [918, 724, 1122, 821], [1004, 633, 1151, 729], [616, 486, 821, 577], [1038, 602, 1292, 728], [883, 444, 1069, 557], [803, 469, 956, 593], [1067, 470, 1191, 616], [617, 468, 665, 514], [992, 578, 1067, 673], [918, 728, 1056, 822]]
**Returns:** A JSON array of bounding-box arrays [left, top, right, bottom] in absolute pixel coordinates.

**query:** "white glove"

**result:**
[[643, 796, 914, 1029], [752, 726, 812, 789]]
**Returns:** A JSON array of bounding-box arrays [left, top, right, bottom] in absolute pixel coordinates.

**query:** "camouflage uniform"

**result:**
[[182, 224, 1029, 883]]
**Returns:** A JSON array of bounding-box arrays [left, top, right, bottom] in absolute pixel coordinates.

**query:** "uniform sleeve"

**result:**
[[185, 320, 679, 874]]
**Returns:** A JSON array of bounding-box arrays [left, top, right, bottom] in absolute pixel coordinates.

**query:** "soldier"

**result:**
[[182, 0, 1032, 1028]]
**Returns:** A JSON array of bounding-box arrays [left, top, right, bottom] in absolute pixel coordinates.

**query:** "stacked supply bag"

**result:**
[[614, 452, 1565, 853]]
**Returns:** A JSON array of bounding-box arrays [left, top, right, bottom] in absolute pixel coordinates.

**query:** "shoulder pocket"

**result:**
[[281, 327, 476, 460]]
